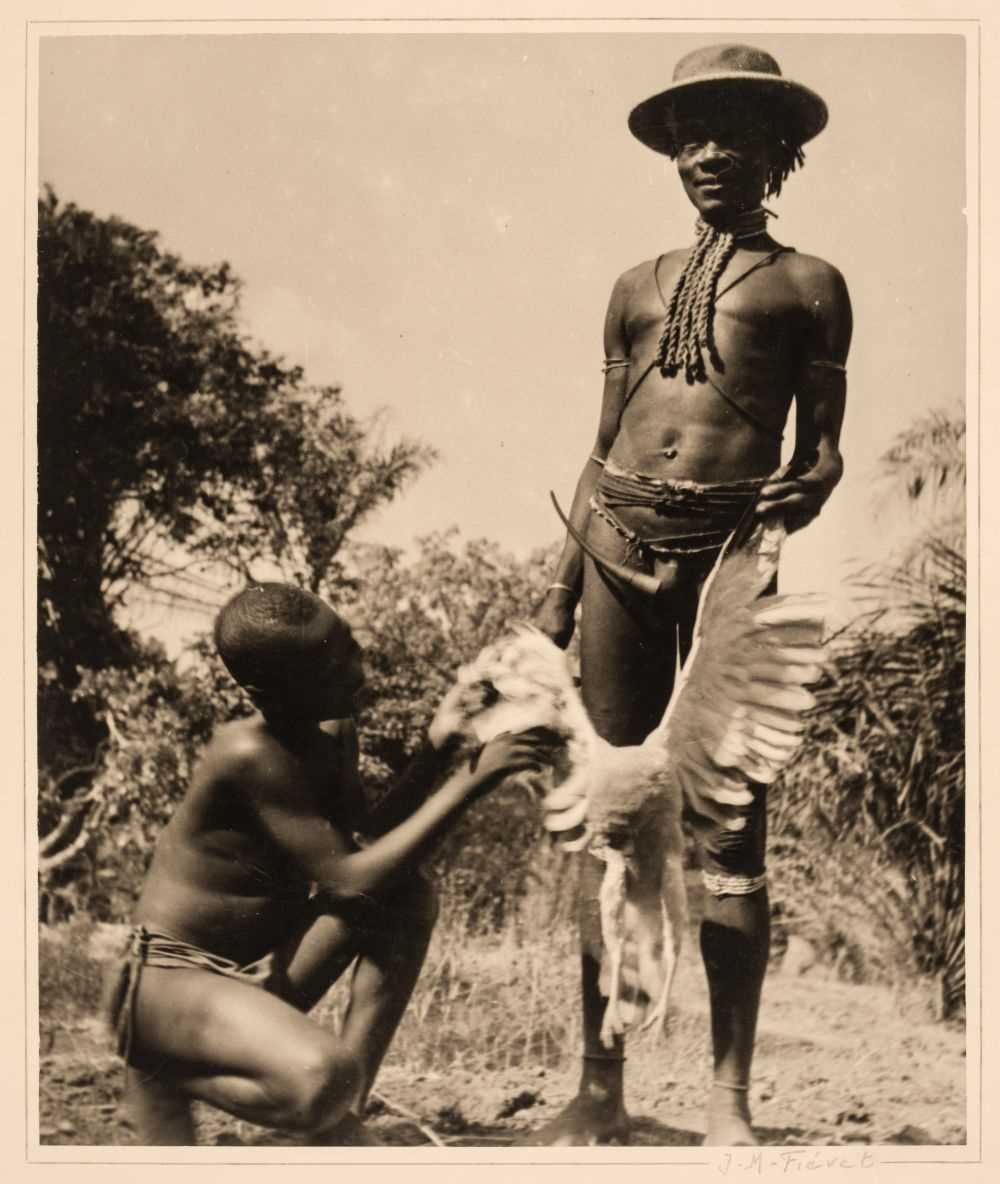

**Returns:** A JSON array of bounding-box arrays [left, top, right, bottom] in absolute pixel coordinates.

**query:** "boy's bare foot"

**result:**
[[703, 1083, 757, 1146], [514, 1092, 630, 1146]]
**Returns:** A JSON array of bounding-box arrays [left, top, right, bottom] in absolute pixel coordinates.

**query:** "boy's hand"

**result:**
[[535, 587, 577, 650], [465, 729, 555, 799]]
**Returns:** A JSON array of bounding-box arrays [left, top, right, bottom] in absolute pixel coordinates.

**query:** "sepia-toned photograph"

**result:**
[[31, 19, 973, 1158]]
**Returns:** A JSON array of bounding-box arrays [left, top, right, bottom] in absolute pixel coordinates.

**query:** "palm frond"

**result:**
[[876, 404, 966, 508]]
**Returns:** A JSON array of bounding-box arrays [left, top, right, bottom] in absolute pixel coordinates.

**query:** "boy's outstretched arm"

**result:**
[[365, 678, 506, 838], [247, 732, 548, 901], [365, 741, 454, 839]]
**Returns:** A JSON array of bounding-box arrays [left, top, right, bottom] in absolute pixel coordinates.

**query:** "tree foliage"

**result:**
[[876, 404, 966, 511], [37, 189, 433, 886], [345, 532, 565, 928], [37, 187, 433, 688], [873, 403, 966, 571], [39, 653, 241, 922], [39, 529, 562, 925], [771, 407, 966, 1017], [345, 532, 558, 785]]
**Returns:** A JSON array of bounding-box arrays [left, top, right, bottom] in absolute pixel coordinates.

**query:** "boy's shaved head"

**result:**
[[215, 582, 329, 692]]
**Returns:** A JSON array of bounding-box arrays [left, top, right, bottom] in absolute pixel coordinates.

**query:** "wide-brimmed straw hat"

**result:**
[[628, 44, 828, 156]]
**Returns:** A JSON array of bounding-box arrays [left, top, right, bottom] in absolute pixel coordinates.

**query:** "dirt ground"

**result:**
[[38, 927, 966, 1149]]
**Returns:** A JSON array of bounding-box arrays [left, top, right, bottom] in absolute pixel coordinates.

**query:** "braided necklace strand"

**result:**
[[655, 207, 770, 383]]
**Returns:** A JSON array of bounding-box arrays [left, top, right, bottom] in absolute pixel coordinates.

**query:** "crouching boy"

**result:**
[[106, 582, 547, 1145]]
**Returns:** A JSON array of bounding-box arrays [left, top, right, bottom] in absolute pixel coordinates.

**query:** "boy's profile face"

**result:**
[[306, 605, 367, 720], [671, 97, 774, 219], [247, 601, 367, 722], [294, 606, 369, 724]]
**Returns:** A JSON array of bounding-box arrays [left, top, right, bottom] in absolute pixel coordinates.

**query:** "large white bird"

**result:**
[[432, 510, 828, 1047]]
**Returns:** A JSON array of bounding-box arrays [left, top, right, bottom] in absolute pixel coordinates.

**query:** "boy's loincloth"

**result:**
[[105, 926, 289, 1062], [590, 458, 765, 564]]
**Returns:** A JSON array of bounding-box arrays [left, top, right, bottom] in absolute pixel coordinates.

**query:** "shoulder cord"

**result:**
[[702, 374, 783, 442], [620, 247, 794, 440], [614, 358, 659, 431], [652, 245, 793, 312]]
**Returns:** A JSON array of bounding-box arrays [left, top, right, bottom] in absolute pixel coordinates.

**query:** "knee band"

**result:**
[[702, 869, 768, 898]]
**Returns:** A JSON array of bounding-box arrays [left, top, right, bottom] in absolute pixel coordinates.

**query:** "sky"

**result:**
[[37, 28, 969, 647]]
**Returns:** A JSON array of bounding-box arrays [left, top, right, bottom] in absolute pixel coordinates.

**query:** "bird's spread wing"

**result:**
[[645, 518, 829, 829], [433, 625, 597, 841]]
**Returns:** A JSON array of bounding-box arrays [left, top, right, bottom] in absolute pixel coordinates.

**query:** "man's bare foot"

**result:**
[[703, 1084, 757, 1147], [314, 1112, 378, 1146], [514, 1093, 630, 1146]]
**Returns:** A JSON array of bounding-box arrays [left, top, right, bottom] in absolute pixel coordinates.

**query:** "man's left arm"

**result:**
[[758, 260, 853, 531]]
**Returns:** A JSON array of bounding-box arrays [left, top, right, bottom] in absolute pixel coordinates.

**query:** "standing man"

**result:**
[[528, 45, 852, 1146]]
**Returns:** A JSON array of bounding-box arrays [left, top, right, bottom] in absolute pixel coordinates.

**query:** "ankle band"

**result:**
[[713, 1079, 750, 1092], [583, 1052, 626, 1063]]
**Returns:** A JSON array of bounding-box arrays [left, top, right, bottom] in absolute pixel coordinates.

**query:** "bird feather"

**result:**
[[431, 512, 826, 1043]]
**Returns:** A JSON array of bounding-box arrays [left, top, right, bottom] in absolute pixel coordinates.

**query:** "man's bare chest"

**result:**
[[625, 253, 803, 360]]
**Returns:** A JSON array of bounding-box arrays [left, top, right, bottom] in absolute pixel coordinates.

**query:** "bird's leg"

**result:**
[[641, 851, 687, 1036], [598, 849, 628, 1047]]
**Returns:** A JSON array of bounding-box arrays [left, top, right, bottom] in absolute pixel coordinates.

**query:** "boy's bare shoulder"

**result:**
[[199, 718, 282, 784]]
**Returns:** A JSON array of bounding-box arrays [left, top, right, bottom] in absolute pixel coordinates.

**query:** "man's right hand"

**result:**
[[535, 588, 577, 650]]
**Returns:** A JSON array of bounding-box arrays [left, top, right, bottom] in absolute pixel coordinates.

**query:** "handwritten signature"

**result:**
[[716, 1149, 877, 1175]]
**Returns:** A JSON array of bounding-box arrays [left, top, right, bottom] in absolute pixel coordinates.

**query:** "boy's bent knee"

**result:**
[[273, 1044, 362, 1133]]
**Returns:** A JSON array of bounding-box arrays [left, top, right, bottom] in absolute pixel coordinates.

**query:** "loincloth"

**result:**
[[105, 925, 288, 1062], [590, 458, 765, 564]]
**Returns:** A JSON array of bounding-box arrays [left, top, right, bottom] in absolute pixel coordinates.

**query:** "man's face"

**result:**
[[672, 101, 773, 220]]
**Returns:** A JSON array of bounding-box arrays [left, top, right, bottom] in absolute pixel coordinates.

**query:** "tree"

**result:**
[[37, 189, 434, 887], [37, 189, 433, 754]]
